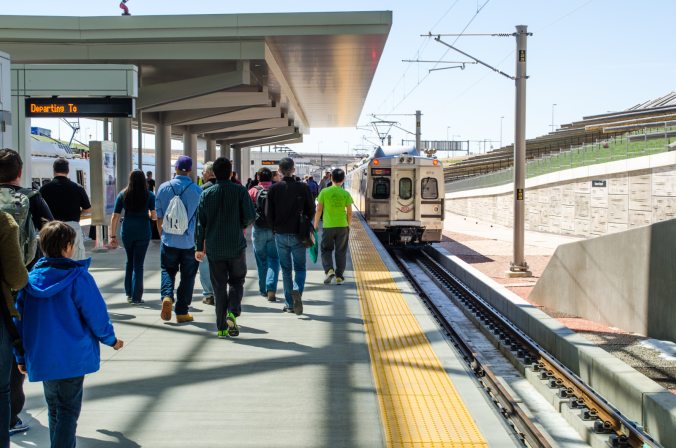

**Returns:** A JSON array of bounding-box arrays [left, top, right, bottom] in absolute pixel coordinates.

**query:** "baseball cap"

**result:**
[[175, 155, 193, 172]]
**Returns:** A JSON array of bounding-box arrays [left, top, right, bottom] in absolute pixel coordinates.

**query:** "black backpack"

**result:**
[[254, 186, 269, 228]]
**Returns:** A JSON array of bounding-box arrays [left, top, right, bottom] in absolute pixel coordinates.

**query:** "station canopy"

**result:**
[[0, 11, 392, 148]]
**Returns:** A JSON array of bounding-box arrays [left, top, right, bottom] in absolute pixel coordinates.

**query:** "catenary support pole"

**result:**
[[508, 25, 532, 277], [415, 110, 422, 151]]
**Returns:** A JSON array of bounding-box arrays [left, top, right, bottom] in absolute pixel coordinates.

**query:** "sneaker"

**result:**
[[126, 296, 132, 303], [130, 299, 145, 305], [292, 290, 303, 315], [176, 313, 194, 323], [202, 295, 215, 306], [9, 418, 29, 436], [226, 312, 239, 336], [324, 268, 335, 284], [217, 329, 228, 339], [336, 277, 344, 285], [267, 291, 276, 302], [282, 306, 294, 313], [160, 297, 173, 321]]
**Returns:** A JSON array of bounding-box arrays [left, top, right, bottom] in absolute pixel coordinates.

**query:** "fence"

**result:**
[[446, 128, 674, 194]]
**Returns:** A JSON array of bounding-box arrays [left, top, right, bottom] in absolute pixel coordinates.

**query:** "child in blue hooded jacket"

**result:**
[[13, 221, 124, 448]]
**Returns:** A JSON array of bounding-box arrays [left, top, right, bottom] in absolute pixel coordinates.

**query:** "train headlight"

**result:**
[[434, 206, 439, 212], [399, 157, 404, 164], [372, 159, 380, 166], [432, 159, 439, 166]]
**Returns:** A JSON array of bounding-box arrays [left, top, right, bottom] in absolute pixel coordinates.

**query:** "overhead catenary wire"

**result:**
[[385, 0, 493, 113]]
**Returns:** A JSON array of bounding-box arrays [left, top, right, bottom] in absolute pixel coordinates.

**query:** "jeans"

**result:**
[[10, 359, 25, 427], [43, 376, 84, 448], [122, 238, 150, 302], [320, 227, 349, 278], [160, 244, 198, 315], [251, 226, 280, 296], [209, 250, 247, 330], [198, 254, 213, 297], [274, 234, 307, 308], [1, 322, 11, 448]]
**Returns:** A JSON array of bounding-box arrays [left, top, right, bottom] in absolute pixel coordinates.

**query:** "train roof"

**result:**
[[371, 145, 419, 159]]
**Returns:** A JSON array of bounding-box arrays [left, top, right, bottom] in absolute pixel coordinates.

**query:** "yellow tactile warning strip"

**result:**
[[349, 218, 488, 448]]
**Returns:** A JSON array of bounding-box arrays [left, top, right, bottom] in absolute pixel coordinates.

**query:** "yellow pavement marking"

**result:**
[[349, 218, 487, 448]]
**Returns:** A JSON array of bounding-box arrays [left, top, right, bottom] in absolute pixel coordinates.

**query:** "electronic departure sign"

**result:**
[[25, 97, 134, 118], [261, 160, 280, 166], [371, 168, 391, 176]]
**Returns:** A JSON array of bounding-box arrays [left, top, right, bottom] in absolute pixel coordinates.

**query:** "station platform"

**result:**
[[11, 217, 519, 447]]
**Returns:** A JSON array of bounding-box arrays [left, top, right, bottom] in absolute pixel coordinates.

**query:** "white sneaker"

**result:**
[[324, 269, 335, 284]]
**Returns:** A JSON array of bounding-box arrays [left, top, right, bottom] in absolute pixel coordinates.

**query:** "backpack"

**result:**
[[0, 187, 38, 266], [254, 186, 269, 228], [162, 182, 193, 235], [308, 181, 319, 197]]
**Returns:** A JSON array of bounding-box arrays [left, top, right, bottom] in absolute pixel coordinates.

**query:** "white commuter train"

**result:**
[[30, 139, 202, 197], [347, 146, 445, 245]]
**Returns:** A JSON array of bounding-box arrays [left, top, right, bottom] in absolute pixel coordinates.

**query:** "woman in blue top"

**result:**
[[109, 170, 156, 304]]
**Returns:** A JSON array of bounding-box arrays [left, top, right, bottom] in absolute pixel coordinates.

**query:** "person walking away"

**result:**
[[39, 158, 91, 261], [248, 168, 280, 302], [230, 171, 242, 185], [0, 211, 28, 446], [307, 176, 319, 199], [195, 158, 255, 338], [266, 157, 315, 315], [13, 221, 123, 448], [155, 156, 202, 323], [109, 170, 156, 304], [0, 148, 53, 438], [318, 171, 332, 191], [314, 169, 353, 285], [146, 171, 156, 192], [198, 162, 215, 306]]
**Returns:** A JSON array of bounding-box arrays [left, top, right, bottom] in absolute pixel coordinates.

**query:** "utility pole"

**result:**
[[509, 25, 531, 277], [415, 110, 421, 152], [500, 116, 504, 148], [550, 103, 557, 132], [427, 25, 532, 277]]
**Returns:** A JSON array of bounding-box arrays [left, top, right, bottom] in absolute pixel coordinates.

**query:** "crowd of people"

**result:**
[[0, 146, 353, 447]]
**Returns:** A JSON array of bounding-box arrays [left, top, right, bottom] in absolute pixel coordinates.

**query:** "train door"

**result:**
[[393, 169, 415, 221]]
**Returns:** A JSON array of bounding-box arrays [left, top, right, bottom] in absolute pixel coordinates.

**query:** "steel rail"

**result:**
[[411, 248, 663, 448], [392, 249, 553, 448]]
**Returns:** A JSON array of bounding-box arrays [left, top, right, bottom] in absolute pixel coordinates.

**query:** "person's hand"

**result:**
[[108, 237, 119, 249], [195, 251, 205, 262], [113, 339, 124, 350], [17, 364, 27, 374]]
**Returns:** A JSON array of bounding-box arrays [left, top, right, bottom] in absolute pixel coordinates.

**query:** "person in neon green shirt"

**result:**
[[313, 168, 353, 285]]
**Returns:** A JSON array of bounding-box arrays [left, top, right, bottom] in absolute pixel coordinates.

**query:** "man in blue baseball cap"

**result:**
[[155, 155, 203, 323]]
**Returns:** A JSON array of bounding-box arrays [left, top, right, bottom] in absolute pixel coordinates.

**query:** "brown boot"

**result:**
[[176, 313, 194, 323], [160, 297, 173, 321], [267, 291, 276, 302]]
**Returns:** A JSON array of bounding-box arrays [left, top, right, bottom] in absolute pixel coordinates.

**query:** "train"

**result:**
[[29, 138, 202, 197], [347, 146, 445, 245]]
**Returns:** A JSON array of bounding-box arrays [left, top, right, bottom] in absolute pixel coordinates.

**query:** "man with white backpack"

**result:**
[[155, 156, 202, 323]]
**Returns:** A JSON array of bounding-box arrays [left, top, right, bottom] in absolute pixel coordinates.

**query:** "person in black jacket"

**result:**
[[266, 158, 315, 315]]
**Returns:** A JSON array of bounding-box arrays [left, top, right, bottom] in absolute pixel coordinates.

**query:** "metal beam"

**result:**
[[143, 90, 269, 113], [200, 117, 289, 135], [177, 106, 282, 126], [231, 132, 302, 148], [138, 67, 250, 110], [265, 44, 309, 132], [217, 126, 296, 143]]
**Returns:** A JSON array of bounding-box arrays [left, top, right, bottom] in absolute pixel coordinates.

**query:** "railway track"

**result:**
[[393, 246, 663, 448]]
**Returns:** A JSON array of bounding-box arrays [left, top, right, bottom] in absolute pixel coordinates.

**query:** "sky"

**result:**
[[10, 0, 676, 156]]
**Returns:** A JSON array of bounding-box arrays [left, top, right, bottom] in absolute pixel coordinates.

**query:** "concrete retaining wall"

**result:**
[[529, 218, 676, 342], [428, 245, 676, 447], [446, 151, 676, 238]]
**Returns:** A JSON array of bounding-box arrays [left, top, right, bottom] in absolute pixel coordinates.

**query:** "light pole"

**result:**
[[550, 103, 557, 132], [500, 116, 504, 148]]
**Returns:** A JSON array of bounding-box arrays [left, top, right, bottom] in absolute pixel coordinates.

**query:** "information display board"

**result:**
[[89, 141, 118, 225], [25, 97, 134, 118]]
